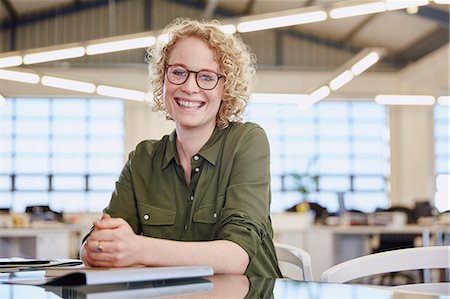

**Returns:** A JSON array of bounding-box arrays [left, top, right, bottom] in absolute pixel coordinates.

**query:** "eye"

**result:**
[[199, 72, 216, 82], [171, 67, 187, 77]]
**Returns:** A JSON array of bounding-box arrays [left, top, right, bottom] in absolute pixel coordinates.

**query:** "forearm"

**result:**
[[137, 237, 249, 275]]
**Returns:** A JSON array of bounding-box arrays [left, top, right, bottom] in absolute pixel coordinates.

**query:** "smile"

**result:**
[[175, 98, 205, 109]]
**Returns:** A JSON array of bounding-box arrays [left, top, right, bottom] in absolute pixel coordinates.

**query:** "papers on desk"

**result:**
[[8, 265, 214, 286]]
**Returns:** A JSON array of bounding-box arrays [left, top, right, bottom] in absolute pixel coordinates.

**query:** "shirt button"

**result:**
[[143, 214, 149, 220], [190, 196, 194, 201], [213, 213, 217, 218], [194, 167, 200, 172], [184, 225, 188, 230], [193, 155, 199, 161]]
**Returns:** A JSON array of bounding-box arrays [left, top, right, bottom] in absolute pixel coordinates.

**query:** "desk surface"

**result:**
[[0, 273, 447, 299]]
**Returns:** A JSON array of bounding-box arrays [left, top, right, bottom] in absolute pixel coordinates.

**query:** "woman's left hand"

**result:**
[[84, 214, 143, 267]]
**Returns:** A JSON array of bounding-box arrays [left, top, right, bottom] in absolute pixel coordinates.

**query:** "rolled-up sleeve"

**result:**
[[216, 125, 272, 260]]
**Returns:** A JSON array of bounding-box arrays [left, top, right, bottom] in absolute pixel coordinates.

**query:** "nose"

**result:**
[[181, 73, 200, 93]]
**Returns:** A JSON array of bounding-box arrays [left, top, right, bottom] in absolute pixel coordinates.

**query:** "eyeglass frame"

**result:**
[[165, 64, 224, 90]]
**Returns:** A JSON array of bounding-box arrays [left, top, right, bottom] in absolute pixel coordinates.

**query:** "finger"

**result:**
[[101, 213, 111, 220], [89, 230, 117, 242], [94, 217, 126, 230]]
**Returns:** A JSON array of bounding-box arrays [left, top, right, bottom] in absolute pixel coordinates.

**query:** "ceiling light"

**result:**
[[251, 93, 310, 104], [329, 70, 354, 91], [86, 36, 156, 55], [237, 11, 327, 33], [329, 2, 386, 19], [375, 95, 435, 105], [433, 0, 450, 4], [351, 51, 380, 75], [97, 85, 146, 101], [310, 86, 331, 103], [23, 47, 85, 64], [0, 56, 23, 68], [385, 0, 429, 11], [437, 96, 450, 106], [41, 76, 96, 93], [0, 69, 40, 84], [219, 24, 237, 35]]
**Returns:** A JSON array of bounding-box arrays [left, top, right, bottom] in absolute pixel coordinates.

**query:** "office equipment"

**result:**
[[320, 246, 450, 294], [0, 259, 83, 273], [9, 265, 214, 286], [274, 243, 313, 281]]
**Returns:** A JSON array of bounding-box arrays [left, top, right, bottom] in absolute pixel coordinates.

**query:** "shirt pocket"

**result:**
[[192, 196, 223, 239], [137, 202, 176, 239]]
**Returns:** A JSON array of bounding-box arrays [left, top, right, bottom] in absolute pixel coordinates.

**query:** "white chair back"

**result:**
[[275, 242, 313, 281], [321, 246, 450, 294]]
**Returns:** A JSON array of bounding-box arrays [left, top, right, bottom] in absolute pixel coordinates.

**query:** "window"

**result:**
[[245, 100, 389, 213], [0, 98, 124, 212], [434, 105, 449, 212]]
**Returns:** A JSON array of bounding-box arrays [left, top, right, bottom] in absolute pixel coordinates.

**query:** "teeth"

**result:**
[[178, 100, 202, 108]]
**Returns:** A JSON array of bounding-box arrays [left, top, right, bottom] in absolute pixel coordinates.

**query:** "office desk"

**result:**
[[0, 274, 447, 299], [271, 213, 450, 280]]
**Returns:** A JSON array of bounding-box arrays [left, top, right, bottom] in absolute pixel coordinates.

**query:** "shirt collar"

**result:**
[[161, 126, 228, 169]]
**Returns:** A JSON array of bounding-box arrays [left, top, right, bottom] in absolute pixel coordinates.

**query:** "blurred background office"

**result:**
[[0, 0, 449, 278]]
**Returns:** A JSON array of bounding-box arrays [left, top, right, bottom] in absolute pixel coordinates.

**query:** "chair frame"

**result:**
[[275, 242, 313, 281], [321, 246, 450, 284]]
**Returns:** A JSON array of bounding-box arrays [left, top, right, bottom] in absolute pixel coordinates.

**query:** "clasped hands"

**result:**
[[82, 214, 142, 267]]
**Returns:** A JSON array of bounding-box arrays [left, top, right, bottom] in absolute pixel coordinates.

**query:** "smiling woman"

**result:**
[[80, 17, 282, 279]]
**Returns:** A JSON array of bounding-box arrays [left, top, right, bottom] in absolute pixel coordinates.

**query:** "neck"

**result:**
[[175, 123, 215, 158]]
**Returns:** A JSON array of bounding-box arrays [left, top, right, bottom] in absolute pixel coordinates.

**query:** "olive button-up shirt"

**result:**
[[104, 122, 282, 278]]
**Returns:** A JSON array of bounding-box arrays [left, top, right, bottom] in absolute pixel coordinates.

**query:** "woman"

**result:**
[[80, 17, 282, 278]]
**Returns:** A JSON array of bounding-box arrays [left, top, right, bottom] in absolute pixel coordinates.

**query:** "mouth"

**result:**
[[175, 97, 206, 109]]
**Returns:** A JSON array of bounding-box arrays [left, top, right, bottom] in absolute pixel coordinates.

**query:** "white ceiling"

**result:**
[[0, 0, 448, 97]]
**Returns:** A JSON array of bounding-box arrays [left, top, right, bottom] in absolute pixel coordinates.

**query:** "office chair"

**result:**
[[321, 246, 450, 295], [275, 243, 313, 281]]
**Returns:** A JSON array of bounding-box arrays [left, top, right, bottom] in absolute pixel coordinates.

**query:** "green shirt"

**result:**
[[104, 121, 282, 278]]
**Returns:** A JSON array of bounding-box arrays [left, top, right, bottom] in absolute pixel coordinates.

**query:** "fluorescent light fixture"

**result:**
[[351, 51, 380, 75], [310, 85, 331, 102], [219, 24, 237, 35], [237, 11, 327, 33], [330, 2, 386, 19], [157, 34, 170, 45], [0, 93, 5, 102], [329, 70, 354, 91], [437, 96, 450, 106], [0, 56, 23, 68], [97, 85, 146, 101], [251, 93, 309, 104], [375, 95, 435, 105], [0, 69, 40, 84], [86, 36, 156, 55], [433, 0, 450, 4], [41, 76, 96, 93], [23, 47, 85, 64], [385, 0, 429, 11]]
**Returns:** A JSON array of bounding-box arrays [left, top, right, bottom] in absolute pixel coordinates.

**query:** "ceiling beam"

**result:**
[[242, 0, 256, 15], [0, 0, 128, 30], [393, 26, 449, 64], [203, 0, 219, 19], [0, 0, 18, 21], [415, 6, 449, 28]]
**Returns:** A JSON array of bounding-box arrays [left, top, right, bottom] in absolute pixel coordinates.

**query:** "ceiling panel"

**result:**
[[352, 11, 439, 53]]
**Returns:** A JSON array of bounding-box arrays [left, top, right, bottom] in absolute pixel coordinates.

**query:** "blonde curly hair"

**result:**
[[147, 17, 256, 129]]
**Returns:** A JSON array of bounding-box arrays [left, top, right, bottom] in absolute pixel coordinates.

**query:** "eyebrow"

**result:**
[[168, 63, 221, 74]]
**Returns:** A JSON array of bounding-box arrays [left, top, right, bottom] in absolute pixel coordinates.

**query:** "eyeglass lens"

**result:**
[[167, 65, 220, 90]]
